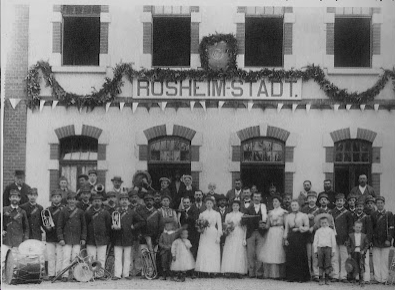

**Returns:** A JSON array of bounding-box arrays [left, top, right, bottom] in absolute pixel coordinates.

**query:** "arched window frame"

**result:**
[[240, 137, 285, 164], [148, 136, 191, 164]]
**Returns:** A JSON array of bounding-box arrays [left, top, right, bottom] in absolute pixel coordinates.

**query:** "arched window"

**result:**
[[59, 136, 98, 190], [240, 137, 285, 194], [334, 139, 372, 196], [148, 136, 191, 190]]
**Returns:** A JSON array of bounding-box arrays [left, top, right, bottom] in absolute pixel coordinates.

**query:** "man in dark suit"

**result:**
[[317, 179, 337, 209], [240, 187, 252, 213], [349, 174, 376, 205], [216, 195, 229, 258], [190, 190, 206, 213], [20, 188, 44, 241], [226, 178, 242, 203], [3, 170, 31, 206], [169, 171, 185, 209], [177, 175, 196, 210], [178, 196, 199, 259]]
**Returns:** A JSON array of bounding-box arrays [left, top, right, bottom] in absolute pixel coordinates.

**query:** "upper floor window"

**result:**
[[62, 5, 101, 66], [148, 137, 191, 163], [334, 139, 371, 164], [334, 17, 371, 68], [241, 138, 285, 163], [152, 17, 191, 67], [245, 17, 284, 67]]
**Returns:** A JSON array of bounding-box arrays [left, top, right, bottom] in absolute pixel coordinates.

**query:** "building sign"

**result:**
[[132, 79, 302, 100]]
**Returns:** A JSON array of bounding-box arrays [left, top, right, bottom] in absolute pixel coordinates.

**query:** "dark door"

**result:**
[[241, 164, 284, 195], [148, 164, 191, 191], [334, 165, 371, 198]]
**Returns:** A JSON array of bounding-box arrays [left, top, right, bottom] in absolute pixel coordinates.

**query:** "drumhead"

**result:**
[[18, 239, 45, 256]]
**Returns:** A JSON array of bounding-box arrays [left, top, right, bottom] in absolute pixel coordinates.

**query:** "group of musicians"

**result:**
[[1, 170, 395, 284]]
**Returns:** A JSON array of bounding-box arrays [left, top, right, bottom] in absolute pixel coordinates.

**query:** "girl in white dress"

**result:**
[[171, 229, 195, 282], [258, 195, 287, 279], [221, 200, 248, 278], [195, 196, 222, 278]]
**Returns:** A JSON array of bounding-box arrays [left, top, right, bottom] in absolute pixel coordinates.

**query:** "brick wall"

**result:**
[[3, 5, 30, 188]]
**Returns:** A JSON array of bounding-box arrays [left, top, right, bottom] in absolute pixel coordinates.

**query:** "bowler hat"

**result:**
[[159, 177, 171, 184], [111, 176, 123, 183], [15, 170, 25, 177], [345, 257, 358, 274], [335, 193, 345, 200], [9, 189, 21, 197], [375, 196, 385, 203], [28, 188, 38, 195]]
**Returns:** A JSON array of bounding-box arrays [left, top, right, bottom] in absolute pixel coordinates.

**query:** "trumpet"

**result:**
[[141, 247, 158, 280], [94, 183, 105, 193], [112, 211, 121, 229], [41, 209, 55, 228]]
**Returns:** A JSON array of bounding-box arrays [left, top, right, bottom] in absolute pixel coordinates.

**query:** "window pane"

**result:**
[[360, 142, 369, 152], [272, 142, 283, 151], [335, 152, 343, 162], [352, 141, 360, 152], [335, 142, 344, 152], [345, 141, 351, 151], [361, 153, 369, 162], [353, 153, 360, 162], [149, 137, 190, 162], [241, 138, 284, 163], [344, 152, 351, 162]]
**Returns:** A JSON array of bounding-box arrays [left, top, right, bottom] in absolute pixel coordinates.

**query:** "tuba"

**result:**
[[141, 247, 158, 280], [112, 211, 121, 228], [41, 209, 55, 228]]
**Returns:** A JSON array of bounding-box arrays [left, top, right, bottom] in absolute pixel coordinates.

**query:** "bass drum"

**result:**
[[5, 248, 45, 285]]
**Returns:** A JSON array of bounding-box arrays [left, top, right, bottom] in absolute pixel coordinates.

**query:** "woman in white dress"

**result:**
[[195, 196, 222, 278], [258, 195, 287, 279], [221, 200, 248, 278]]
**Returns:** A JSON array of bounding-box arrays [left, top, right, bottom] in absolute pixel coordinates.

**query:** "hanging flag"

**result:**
[[105, 102, 111, 112], [218, 101, 225, 111], [360, 104, 365, 112], [160, 102, 167, 111], [277, 103, 283, 113], [346, 104, 352, 111], [119, 102, 125, 111], [52, 100, 59, 110], [39, 100, 46, 112], [292, 103, 298, 113], [306, 103, 311, 113], [190, 101, 195, 111], [200, 101, 206, 112], [334, 104, 340, 112], [9, 98, 21, 109], [132, 102, 138, 113]]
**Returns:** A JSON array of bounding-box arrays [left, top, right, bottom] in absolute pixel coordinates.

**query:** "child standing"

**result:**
[[171, 229, 196, 282], [314, 216, 336, 285], [346, 220, 369, 287]]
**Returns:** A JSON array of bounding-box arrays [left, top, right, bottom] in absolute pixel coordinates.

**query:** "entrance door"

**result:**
[[241, 164, 284, 194], [334, 165, 371, 198]]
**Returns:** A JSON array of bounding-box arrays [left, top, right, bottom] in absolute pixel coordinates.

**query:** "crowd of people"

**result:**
[[2, 170, 394, 286]]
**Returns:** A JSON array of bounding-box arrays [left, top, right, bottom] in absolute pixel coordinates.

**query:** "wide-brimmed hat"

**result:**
[[345, 257, 358, 274], [159, 177, 171, 184], [111, 176, 123, 183]]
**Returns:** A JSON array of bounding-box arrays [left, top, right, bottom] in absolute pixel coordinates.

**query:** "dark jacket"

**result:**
[[216, 206, 230, 224], [190, 202, 206, 214], [77, 200, 92, 212], [244, 204, 266, 239], [43, 203, 65, 243], [3, 183, 31, 206], [331, 207, 353, 245], [20, 202, 44, 241], [2, 206, 29, 247], [346, 233, 369, 254], [113, 207, 145, 247], [352, 212, 373, 243], [349, 185, 376, 204], [170, 181, 186, 209], [85, 207, 112, 246], [226, 188, 242, 204], [57, 206, 87, 245], [240, 200, 252, 214], [317, 190, 337, 209], [370, 209, 394, 248], [136, 206, 162, 242], [179, 206, 199, 242], [301, 204, 320, 243]]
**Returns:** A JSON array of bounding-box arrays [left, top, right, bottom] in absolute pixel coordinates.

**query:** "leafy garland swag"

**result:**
[[26, 33, 395, 109]]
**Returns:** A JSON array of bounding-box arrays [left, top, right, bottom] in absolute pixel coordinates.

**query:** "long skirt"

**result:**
[[285, 231, 310, 282]]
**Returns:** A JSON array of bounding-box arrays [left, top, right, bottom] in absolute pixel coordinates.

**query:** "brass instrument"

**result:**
[[94, 183, 105, 193], [141, 247, 158, 280], [41, 209, 55, 228], [112, 211, 121, 229]]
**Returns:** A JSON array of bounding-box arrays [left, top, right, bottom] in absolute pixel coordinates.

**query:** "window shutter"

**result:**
[[97, 170, 106, 185], [49, 170, 59, 199], [325, 147, 334, 163], [283, 23, 293, 55], [284, 172, 293, 195], [52, 22, 62, 53], [98, 144, 107, 161], [100, 22, 109, 54], [139, 145, 148, 161], [143, 23, 152, 54], [236, 23, 245, 54], [191, 22, 199, 54], [50, 144, 59, 160], [232, 146, 241, 162], [191, 146, 200, 162], [285, 147, 294, 163], [326, 23, 335, 55], [191, 171, 200, 189], [371, 173, 380, 195], [372, 24, 381, 55], [231, 172, 241, 189], [372, 147, 380, 163]]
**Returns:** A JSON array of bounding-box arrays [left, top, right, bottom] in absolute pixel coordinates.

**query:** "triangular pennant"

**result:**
[[200, 101, 206, 112], [9, 98, 21, 109], [248, 101, 253, 112], [334, 104, 340, 112], [306, 103, 311, 113], [132, 102, 138, 113], [218, 101, 225, 110], [346, 104, 352, 111], [39, 100, 46, 112], [292, 103, 298, 113], [52, 100, 59, 109], [374, 104, 379, 111], [119, 102, 125, 111], [105, 102, 111, 112], [190, 101, 195, 111], [160, 102, 167, 111], [360, 104, 365, 112], [79, 107, 83, 114], [277, 103, 283, 113]]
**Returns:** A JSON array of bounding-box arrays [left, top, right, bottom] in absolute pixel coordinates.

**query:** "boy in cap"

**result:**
[[314, 216, 337, 285], [57, 192, 87, 282], [3, 170, 30, 206], [112, 192, 145, 280], [20, 188, 44, 240], [85, 193, 112, 278], [43, 189, 65, 280], [370, 196, 394, 284], [2, 189, 29, 269], [302, 191, 320, 281], [346, 220, 370, 287], [317, 193, 331, 214], [77, 185, 92, 212], [330, 193, 353, 283], [364, 195, 376, 216], [347, 194, 357, 218]]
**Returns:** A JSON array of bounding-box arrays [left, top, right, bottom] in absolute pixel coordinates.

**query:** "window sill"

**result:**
[[326, 68, 381, 75], [52, 66, 107, 74]]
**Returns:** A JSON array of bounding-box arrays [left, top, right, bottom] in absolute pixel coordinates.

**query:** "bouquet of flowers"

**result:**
[[195, 218, 210, 233], [222, 221, 235, 236]]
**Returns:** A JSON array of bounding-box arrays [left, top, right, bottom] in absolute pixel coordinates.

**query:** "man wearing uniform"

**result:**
[[110, 176, 124, 201], [58, 176, 71, 205], [2, 189, 29, 270], [3, 170, 31, 206], [364, 195, 376, 216], [20, 188, 44, 241], [77, 185, 92, 212], [76, 174, 89, 200], [88, 170, 98, 189], [104, 191, 119, 214], [317, 180, 337, 209], [43, 189, 65, 280], [346, 194, 357, 218]]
